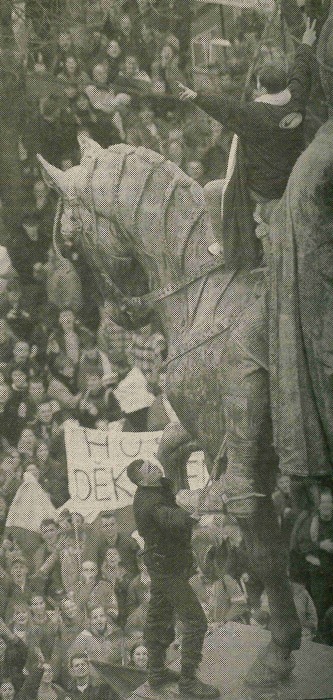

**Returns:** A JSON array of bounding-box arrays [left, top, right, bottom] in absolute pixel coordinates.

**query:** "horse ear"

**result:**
[[36, 154, 75, 196], [77, 132, 104, 159]]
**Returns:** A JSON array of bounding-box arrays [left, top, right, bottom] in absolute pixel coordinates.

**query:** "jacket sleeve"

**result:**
[[194, 92, 250, 137], [288, 44, 313, 111], [16, 665, 44, 700], [152, 503, 194, 534]]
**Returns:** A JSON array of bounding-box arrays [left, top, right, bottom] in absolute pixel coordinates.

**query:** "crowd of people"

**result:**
[[0, 0, 330, 697]]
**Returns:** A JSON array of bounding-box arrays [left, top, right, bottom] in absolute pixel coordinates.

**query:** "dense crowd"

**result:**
[[0, 0, 330, 697]]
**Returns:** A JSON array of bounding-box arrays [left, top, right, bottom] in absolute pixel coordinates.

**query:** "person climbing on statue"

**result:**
[[178, 18, 317, 269], [127, 458, 220, 699]]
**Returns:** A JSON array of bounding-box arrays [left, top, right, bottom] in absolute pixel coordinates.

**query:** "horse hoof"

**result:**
[[245, 642, 296, 688]]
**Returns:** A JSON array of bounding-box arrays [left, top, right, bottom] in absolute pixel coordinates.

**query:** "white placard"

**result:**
[[64, 421, 209, 520]]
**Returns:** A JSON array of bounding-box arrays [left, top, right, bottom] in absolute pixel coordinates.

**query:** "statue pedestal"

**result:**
[[129, 622, 333, 700]]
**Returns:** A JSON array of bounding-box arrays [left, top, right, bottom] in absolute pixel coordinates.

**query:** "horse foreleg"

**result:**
[[221, 333, 301, 683], [239, 499, 302, 686]]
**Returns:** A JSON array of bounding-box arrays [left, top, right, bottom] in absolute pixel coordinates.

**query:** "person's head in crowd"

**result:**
[[0, 383, 10, 413], [0, 680, 15, 700], [85, 371, 103, 396], [100, 511, 118, 544], [13, 341, 30, 366], [17, 428, 36, 456], [69, 653, 90, 685], [40, 95, 62, 124], [151, 79, 166, 94], [276, 473, 291, 496], [319, 488, 333, 521], [6, 279, 22, 308], [127, 459, 162, 487], [106, 40, 121, 60], [138, 105, 155, 126], [119, 14, 132, 37], [37, 401, 53, 425], [60, 156, 74, 172], [256, 60, 287, 96], [40, 663, 54, 686], [29, 594, 47, 622], [101, 548, 121, 581], [0, 456, 16, 484], [0, 318, 12, 343], [123, 55, 141, 78], [92, 63, 109, 88], [28, 378, 46, 405], [130, 642, 148, 670], [10, 557, 28, 589], [71, 512, 84, 531], [81, 560, 98, 585], [33, 179, 48, 205], [6, 449, 21, 472], [184, 160, 205, 183], [167, 139, 184, 167], [75, 93, 91, 115], [52, 354, 76, 382], [12, 602, 29, 630], [58, 308, 76, 334], [35, 441, 49, 468], [160, 44, 176, 68], [40, 519, 59, 547], [89, 605, 108, 636], [58, 31, 72, 53], [11, 368, 28, 392], [165, 34, 180, 55], [21, 212, 40, 241], [62, 55, 80, 78], [61, 597, 79, 621], [57, 509, 72, 534]]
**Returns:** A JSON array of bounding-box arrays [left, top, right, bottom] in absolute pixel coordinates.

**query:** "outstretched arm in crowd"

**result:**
[[288, 18, 317, 109], [178, 18, 316, 135]]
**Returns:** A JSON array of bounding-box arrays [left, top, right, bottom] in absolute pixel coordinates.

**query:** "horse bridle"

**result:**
[[53, 194, 228, 314]]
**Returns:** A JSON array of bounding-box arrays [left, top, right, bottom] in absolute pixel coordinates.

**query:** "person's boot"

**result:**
[[148, 647, 180, 689], [245, 640, 296, 687], [179, 665, 220, 698]]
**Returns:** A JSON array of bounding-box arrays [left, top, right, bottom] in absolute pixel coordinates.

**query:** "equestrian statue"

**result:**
[[36, 6, 333, 686]]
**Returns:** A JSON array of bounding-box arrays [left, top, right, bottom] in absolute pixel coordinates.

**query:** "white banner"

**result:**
[[64, 421, 208, 520]]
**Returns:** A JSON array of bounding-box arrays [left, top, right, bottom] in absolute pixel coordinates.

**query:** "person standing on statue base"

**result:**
[[127, 458, 219, 699]]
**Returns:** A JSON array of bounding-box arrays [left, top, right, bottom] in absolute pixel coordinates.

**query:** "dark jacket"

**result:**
[[70, 682, 118, 700], [194, 44, 313, 200], [132, 478, 195, 575]]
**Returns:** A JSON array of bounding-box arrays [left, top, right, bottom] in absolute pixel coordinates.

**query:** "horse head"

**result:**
[[37, 135, 152, 329]]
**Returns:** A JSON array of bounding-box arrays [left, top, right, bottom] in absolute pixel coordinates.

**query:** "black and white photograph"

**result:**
[[0, 1, 332, 698]]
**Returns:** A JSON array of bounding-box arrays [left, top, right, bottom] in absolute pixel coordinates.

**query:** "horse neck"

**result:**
[[102, 146, 218, 286]]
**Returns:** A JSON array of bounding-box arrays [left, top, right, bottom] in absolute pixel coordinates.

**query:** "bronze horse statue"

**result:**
[[38, 139, 302, 685]]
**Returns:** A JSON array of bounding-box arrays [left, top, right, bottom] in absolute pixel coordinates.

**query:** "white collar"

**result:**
[[76, 684, 89, 693], [255, 88, 291, 106]]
